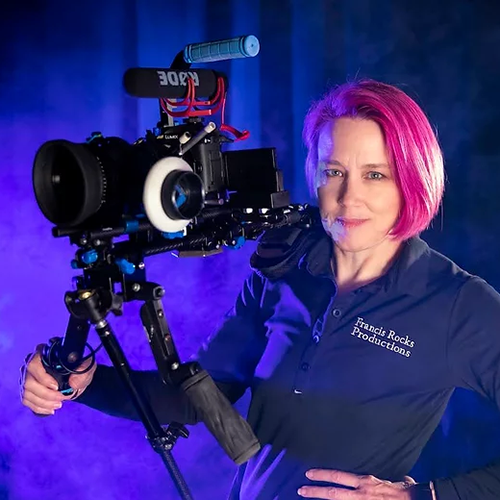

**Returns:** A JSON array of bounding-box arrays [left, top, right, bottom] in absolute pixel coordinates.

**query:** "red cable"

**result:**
[[159, 75, 250, 141]]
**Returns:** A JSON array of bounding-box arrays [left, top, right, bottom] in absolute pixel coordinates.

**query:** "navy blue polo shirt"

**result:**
[[78, 231, 500, 499]]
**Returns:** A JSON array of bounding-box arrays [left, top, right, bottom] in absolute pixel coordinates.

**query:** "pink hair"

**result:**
[[302, 79, 444, 240]]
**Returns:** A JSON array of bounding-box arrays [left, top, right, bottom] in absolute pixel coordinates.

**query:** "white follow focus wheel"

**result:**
[[143, 156, 195, 233]]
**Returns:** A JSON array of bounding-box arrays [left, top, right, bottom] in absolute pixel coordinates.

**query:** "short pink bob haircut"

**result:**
[[302, 79, 444, 241]]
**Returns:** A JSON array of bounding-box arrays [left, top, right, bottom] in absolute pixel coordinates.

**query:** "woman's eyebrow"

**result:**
[[320, 160, 390, 169]]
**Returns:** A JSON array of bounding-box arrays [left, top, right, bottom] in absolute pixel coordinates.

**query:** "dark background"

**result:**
[[1, 1, 500, 498]]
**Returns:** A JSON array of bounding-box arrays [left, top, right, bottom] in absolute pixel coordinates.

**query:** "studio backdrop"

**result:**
[[1, 1, 500, 499]]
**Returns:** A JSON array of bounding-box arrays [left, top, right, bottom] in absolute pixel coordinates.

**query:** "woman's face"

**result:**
[[316, 117, 402, 252]]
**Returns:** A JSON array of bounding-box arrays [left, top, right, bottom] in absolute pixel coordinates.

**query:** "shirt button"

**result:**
[[332, 308, 342, 317], [300, 362, 310, 371]]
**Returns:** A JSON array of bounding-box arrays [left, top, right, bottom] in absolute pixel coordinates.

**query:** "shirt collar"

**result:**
[[299, 231, 430, 297]]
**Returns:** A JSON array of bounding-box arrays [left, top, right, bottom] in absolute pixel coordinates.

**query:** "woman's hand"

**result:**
[[20, 344, 96, 415], [298, 469, 416, 499]]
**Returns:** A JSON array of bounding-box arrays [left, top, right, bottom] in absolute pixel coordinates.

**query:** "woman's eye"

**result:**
[[367, 171, 385, 180], [324, 169, 343, 177]]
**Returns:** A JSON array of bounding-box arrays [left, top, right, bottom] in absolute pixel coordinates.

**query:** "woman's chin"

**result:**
[[332, 240, 369, 253], [331, 234, 382, 253], [331, 233, 398, 253]]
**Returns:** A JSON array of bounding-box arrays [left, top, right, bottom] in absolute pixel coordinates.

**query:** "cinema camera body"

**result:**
[[32, 34, 315, 299]]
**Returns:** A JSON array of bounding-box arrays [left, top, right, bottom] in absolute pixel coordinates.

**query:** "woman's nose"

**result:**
[[338, 178, 362, 207]]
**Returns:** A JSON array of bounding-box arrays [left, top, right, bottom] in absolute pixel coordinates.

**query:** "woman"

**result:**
[[20, 80, 500, 500]]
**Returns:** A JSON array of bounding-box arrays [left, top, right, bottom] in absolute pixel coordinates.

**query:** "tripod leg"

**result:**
[[90, 316, 195, 500]]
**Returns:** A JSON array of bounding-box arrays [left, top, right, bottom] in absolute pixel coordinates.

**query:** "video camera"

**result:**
[[31, 36, 317, 500], [32, 35, 313, 282]]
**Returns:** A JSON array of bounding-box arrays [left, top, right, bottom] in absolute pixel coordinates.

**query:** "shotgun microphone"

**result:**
[[123, 68, 222, 99]]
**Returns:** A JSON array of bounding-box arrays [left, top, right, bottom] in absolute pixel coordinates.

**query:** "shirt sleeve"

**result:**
[[75, 271, 270, 425], [192, 270, 270, 387], [433, 276, 500, 499]]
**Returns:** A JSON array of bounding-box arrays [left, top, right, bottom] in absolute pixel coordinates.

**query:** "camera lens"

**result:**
[[33, 137, 207, 234], [143, 156, 205, 233], [32, 140, 104, 227], [162, 170, 204, 221]]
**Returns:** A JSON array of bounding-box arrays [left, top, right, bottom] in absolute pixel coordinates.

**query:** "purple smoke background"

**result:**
[[2, 1, 500, 498]]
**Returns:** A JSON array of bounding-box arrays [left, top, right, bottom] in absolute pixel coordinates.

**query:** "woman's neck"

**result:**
[[332, 238, 403, 294]]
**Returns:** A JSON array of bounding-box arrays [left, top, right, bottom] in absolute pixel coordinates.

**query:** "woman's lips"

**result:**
[[336, 218, 368, 228]]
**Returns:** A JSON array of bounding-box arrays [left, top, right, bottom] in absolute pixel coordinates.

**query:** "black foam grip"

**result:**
[[181, 370, 260, 465]]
